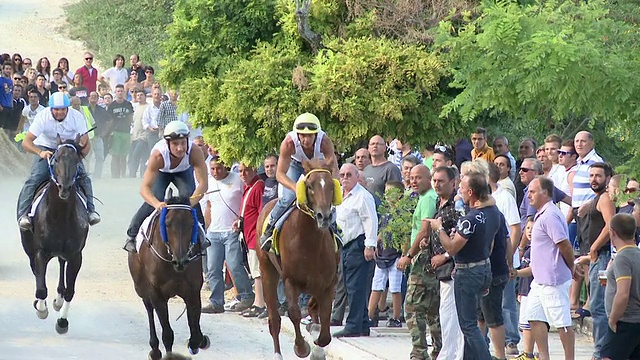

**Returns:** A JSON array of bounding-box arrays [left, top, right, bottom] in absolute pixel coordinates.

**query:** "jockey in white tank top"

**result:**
[[288, 130, 326, 163], [151, 138, 192, 173]]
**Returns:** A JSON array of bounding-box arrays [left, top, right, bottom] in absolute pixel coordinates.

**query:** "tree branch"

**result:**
[[295, 0, 323, 54]]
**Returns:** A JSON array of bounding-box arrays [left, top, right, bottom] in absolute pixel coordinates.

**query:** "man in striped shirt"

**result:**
[[571, 131, 604, 255]]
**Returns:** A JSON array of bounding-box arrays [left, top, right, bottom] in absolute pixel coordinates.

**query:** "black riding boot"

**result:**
[[260, 223, 275, 251]]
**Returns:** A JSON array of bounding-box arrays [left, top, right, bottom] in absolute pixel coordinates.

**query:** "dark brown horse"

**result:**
[[128, 185, 210, 360], [20, 135, 89, 334], [258, 159, 340, 360]]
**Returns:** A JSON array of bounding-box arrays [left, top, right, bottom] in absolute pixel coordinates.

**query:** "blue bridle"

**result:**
[[158, 204, 199, 246], [48, 143, 80, 187]]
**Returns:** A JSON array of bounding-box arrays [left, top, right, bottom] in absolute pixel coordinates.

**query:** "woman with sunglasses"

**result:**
[[141, 66, 155, 95], [12, 53, 23, 74], [259, 112, 338, 251], [21, 57, 33, 72]]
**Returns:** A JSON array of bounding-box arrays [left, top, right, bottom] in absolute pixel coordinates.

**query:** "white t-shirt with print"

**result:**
[[205, 172, 243, 233], [29, 108, 89, 149], [102, 67, 129, 92], [21, 104, 46, 132]]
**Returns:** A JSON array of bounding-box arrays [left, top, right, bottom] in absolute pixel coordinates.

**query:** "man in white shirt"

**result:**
[[16, 92, 100, 230], [19, 89, 45, 133], [129, 91, 149, 178], [333, 163, 378, 338], [141, 87, 162, 148], [201, 158, 254, 313]]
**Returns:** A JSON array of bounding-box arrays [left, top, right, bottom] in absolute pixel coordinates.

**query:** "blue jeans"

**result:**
[[91, 137, 105, 178], [454, 263, 492, 360], [267, 159, 304, 225], [342, 235, 371, 334], [128, 139, 149, 178], [126, 169, 203, 238], [589, 250, 611, 359], [205, 231, 253, 306], [502, 278, 520, 345], [16, 148, 95, 219]]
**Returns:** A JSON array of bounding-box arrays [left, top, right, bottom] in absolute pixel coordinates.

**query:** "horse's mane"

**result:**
[[165, 196, 191, 206], [302, 159, 332, 173]]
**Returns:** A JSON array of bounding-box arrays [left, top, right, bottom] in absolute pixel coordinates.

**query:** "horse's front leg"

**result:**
[[55, 253, 82, 334], [185, 289, 209, 355], [151, 297, 174, 354], [284, 280, 310, 358], [53, 258, 66, 312], [33, 250, 52, 320], [143, 298, 162, 360]]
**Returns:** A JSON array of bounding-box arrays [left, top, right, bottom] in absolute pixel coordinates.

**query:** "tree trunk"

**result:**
[[295, 0, 323, 54]]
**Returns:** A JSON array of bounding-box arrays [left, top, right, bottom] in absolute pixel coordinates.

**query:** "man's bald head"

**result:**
[[574, 131, 594, 158], [410, 164, 431, 195], [368, 135, 387, 160]]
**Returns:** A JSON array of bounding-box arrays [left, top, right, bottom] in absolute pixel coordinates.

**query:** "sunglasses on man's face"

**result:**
[[85, 57, 93, 61], [557, 150, 575, 156], [13, 77, 20, 81], [24, 62, 32, 66], [625, 188, 639, 193], [519, 167, 533, 173], [295, 122, 318, 132]]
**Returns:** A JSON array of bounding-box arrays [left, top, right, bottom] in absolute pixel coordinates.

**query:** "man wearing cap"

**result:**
[[16, 92, 100, 230], [259, 112, 338, 251], [122, 120, 208, 253]]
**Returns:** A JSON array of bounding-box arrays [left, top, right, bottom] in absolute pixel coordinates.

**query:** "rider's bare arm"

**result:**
[[276, 138, 296, 192], [22, 132, 42, 157], [320, 136, 338, 177], [190, 147, 208, 207], [140, 151, 164, 209]]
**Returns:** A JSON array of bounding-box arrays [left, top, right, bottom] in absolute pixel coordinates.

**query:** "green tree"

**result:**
[[164, 0, 467, 166]]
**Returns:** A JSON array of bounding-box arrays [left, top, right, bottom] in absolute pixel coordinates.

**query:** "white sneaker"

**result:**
[[224, 298, 240, 311]]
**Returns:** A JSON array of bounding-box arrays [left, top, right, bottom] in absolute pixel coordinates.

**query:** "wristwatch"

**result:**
[[436, 226, 445, 234], [444, 252, 450, 259], [406, 253, 413, 259]]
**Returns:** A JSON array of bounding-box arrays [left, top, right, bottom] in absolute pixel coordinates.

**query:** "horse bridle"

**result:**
[[148, 204, 201, 264], [48, 143, 80, 187]]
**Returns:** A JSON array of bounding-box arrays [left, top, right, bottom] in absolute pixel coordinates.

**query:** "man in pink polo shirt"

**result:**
[[75, 52, 98, 93]]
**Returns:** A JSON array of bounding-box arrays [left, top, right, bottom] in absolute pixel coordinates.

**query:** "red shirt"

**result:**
[[75, 66, 99, 93], [241, 176, 264, 250]]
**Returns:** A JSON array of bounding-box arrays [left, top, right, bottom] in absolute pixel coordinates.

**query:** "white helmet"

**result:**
[[163, 121, 190, 140]]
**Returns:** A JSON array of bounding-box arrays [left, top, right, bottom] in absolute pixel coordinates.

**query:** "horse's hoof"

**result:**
[[188, 347, 199, 355], [294, 340, 311, 358], [34, 300, 48, 319], [55, 318, 69, 334], [273, 353, 284, 360], [199, 335, 210, 350], [53, 296, 63, 312], [310, 346, 326, 360], [148, 349, 162, 360]]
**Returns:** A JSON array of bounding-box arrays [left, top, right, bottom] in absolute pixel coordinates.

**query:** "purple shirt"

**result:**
[[530, 200, 572, 286]]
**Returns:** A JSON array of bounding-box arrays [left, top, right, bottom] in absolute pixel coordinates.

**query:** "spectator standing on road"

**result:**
[[333, 163, 378, 338], [430, 172, 500, 360], [427, 166, 463, 360], [75, 52, 98, 93], [129, 54, 146, 81], [364, 135, 403, 197], [397, 164, 441, 360], [237, 164, 266, 318], [431, 145, 454, 169], [106, 85, 134, 178], [0, 62, 15, 132], [68, 73, 89, 106], [470, 127, 495, 162], [129, 91, 149, 178], [19, 89, 44, 134], [201, 158, 254, 314], [601, 213, 640, 360], [526, 177, 575, 360], [494, 154, 517, 199], [87, 91, 108, 178], [157, 90, 179, 132], [99, 54, 128, 93]]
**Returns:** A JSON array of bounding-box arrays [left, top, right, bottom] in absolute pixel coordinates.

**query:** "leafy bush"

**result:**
[[65, 0, 174, 68]]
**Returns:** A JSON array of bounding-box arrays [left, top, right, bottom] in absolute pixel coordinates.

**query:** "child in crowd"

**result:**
[[368, 182, 405, 327], [515, 217, 536, 360]]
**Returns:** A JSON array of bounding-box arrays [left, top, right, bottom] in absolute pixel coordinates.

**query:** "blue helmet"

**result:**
[[49, 92, 71, 109]]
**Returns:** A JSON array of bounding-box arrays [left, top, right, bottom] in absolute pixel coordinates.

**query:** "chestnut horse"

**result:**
[[128, 185, 210, 360], [257, 159, 339, 360]]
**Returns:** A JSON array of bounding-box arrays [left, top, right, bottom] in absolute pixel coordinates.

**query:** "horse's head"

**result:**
[[158, 187, 200, 272], [50, 134, 86, 200], [300, 160, 341, 229]]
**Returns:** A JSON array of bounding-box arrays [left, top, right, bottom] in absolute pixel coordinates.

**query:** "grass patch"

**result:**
[[64, 0, 174, 68]]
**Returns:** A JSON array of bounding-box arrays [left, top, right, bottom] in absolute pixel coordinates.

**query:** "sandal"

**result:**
[[242, 305, 265, 318], [571, 308, 591, 319]]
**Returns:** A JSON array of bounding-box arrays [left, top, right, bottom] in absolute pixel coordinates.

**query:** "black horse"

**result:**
[[128, 184, 210, 360], [20, 134, 90, 334]]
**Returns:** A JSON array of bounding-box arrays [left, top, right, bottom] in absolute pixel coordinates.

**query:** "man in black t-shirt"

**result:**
[[429, 172, 499, 360], [106, 85, 134, 178]]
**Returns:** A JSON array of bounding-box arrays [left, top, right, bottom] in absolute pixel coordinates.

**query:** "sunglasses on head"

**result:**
[[434, 145, 451, 154], [557, 150, 575, 156], [295, 122, 318, 131]]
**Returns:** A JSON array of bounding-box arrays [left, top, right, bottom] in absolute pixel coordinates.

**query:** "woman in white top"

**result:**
[[56, 57, 74, 85]]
